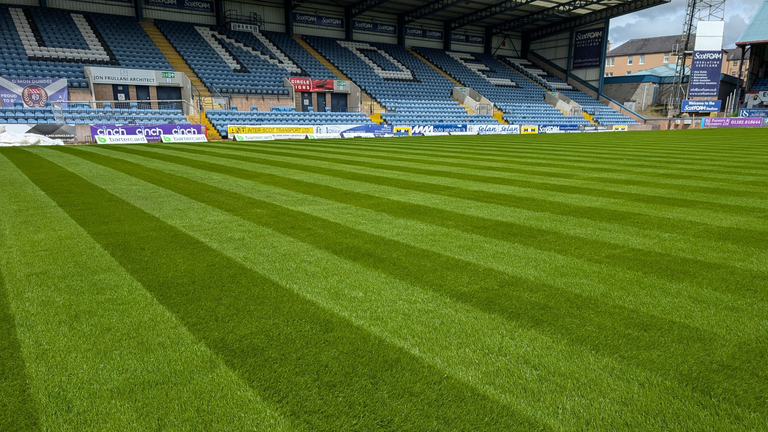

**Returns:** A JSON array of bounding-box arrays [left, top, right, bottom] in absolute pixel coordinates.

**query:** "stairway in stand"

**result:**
[[140, 21, 210, 98], [295, 36, 385, 124], [409, 48, 486, 118], [139, 21, 220, 139]]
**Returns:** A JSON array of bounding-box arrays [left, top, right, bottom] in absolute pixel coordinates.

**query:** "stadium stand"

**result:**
[[304, 36, 495, 125], [155, 20, 335, 95], [0, 101, 188, 125], [0, 6, 171, 88], [503, 56, 637, 125], [752, 77, 768, 91], [206, 108, 373, 138], [413, 47, 588, 125]]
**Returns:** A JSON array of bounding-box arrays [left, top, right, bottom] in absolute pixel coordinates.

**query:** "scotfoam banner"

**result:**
[[0, 77, 68, 108], [293, 13, 344, 28], [91, 124, 206, 142], [688, 51, 723, 98], [537, 124, 580, 133], [145, 0, 213, 13], [353, 20, 396, 34], [573, 30, 603, 69], [451, 33, 484, 45], [405, 27, 443, 40], [682, 100, 722, 112]]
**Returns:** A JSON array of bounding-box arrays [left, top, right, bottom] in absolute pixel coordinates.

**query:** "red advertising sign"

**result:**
[[289, 78, 335, 92]]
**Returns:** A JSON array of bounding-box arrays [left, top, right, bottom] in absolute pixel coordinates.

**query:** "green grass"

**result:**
[[0, 129, 766, 431]]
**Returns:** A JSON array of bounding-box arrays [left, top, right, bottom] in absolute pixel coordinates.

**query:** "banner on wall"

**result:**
[[89, 67, 158, 86], [289, 78, 336, 92], [409, 124, 467, 135], [353, 20, 396, 34], [701, 117, 762, 128], [467, 124, 520, 134], [0, 77, 68, 108], [687, 51, 723, 98], [572, 29, 604, 69], [451, 33, 484, 45], [538, 124, 580, 133], [405, 27, 443, 40], [293, 13, 344, 28], [682, 100, 722, 112], [145, 0, 213, 13], [738, 109, 768, 117], [3, 124, 76, 141], [229, 124, 394, 138], [91, 124, 206, 142]]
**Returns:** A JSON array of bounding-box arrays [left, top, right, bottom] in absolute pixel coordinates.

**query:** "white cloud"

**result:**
[[608, 0, 763, 48]]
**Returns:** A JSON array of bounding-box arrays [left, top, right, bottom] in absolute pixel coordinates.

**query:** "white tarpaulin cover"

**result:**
[[0, 125, 64, 146]]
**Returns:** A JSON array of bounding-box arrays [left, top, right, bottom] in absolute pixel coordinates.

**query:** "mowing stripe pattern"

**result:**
[[0, 129, 766, 431]]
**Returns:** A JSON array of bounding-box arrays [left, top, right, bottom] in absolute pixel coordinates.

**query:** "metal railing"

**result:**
[[51, 100, 200, 123], [225, 10, 264, 27]]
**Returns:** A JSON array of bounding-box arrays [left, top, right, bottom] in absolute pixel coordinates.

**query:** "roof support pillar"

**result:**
[[215, 0, 225, 27], [345, 6, 353, 40], [284, 0, 294, 37], [134, 0, 143, 21], [484, 27, 493, 55], [521, 32, 530, 59], [566, 28, 574, 83], [737, 45, 747, 109], [443, 21, 451, 51], [598, 20, 609, 95], [397, 14, 406, 46]]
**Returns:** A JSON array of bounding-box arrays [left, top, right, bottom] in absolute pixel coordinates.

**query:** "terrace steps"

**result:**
[[201, 111, 222, 140], [295, 36, 385, 122], [493, 109, 507, 124], [499, 59, 549, 92], [409, 49, 463, 86]]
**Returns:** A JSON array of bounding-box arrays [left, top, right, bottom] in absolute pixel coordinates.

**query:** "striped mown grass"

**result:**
[[1, 129, 766, 431]]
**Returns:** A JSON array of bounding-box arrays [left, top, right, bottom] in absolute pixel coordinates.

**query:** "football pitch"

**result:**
[[1, 129, 766, 431]]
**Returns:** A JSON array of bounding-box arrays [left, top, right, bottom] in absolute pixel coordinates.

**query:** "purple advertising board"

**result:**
[[572, 29, 604, 69], [688, 51, 723, 98], [90, 124, 206, 141], [701, 117, 762, 128], [0, 77, 68, 108]]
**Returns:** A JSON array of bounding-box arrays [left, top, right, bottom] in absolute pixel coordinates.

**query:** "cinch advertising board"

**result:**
[[92, 124, 206, 142]]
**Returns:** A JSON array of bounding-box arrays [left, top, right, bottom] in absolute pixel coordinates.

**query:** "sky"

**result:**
[[608, 0, 764, 49]]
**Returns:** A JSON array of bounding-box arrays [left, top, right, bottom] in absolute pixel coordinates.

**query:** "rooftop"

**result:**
[[608, 34, 691, 57], [736, 0, 768, 46]]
